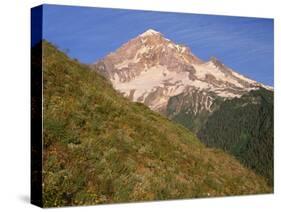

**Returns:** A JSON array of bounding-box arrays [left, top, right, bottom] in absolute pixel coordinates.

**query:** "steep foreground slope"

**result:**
[[42, 41, 271, 207], [198, 88, 274, 186]]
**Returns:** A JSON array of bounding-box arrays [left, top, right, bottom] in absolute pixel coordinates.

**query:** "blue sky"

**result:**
[[40, 4, 274, 86]]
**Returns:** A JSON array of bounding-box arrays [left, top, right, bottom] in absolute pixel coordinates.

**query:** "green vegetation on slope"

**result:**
[[166, 91, 224, 133], [198, 88, 274, 186], [41, 41, 271, 207]]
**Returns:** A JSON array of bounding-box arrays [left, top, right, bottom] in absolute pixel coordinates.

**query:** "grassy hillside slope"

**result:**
[[41, 41, 271, 207]]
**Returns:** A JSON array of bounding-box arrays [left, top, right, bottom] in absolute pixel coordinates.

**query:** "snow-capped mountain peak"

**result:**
[[140, 29, 161, 37], [93, 29, 271, 113]]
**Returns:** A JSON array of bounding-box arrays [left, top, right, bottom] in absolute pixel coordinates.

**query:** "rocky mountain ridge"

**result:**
[[93, 29, 272, 115]]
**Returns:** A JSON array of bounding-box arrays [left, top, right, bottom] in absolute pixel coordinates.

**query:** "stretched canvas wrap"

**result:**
[[31, 4, 274, 208]]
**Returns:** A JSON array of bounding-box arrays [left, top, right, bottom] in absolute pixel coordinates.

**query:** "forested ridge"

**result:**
[[198, 88, 273, 186]]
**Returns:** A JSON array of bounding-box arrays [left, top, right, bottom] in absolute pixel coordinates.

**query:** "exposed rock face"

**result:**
[[93, 29, 272, 129]]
